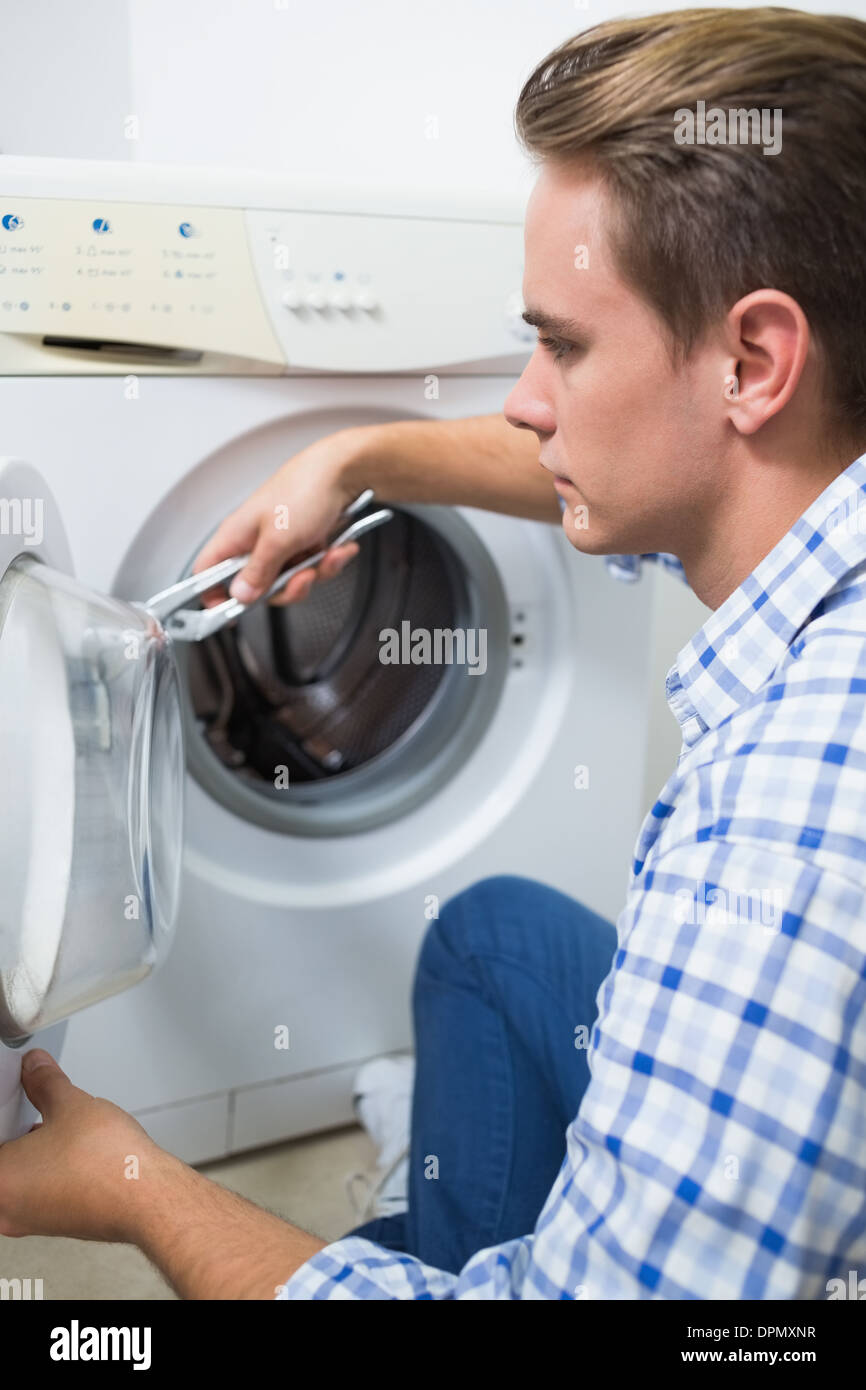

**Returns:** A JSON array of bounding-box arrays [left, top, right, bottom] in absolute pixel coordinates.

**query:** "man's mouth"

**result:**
[[539, 454, 573, 489]]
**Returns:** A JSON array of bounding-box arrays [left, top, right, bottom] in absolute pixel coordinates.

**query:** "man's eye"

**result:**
[[538, 335, 574, 361]]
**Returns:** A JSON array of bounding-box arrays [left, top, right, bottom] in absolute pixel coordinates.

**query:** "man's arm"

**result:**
[[0, 1052, 325, 1300], [341, 413, 559, 521], [131, 1152, 327, 1300], [193, 413, 558, 605]]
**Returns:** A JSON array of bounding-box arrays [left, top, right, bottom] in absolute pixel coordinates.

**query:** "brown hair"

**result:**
[[515, 8, 866, 440]]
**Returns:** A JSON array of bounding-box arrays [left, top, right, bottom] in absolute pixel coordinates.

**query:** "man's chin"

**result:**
[[559, 506, 618, 555]]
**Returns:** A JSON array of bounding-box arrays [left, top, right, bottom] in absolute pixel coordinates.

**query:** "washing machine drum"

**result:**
[[181, 507, 508, 837]]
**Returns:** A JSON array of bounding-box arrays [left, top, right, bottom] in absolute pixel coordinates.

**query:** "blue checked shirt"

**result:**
[[278, 456, 866, 1300]]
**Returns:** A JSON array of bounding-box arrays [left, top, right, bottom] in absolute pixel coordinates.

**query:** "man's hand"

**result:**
[[193, 427, 365, 608], [0, 1048, 172, 1243], [192, 412, 558, 611], [0, 1049, 326, 1298]]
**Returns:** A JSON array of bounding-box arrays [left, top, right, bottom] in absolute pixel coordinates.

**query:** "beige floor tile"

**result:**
[[0, 1123, 375, 1301]]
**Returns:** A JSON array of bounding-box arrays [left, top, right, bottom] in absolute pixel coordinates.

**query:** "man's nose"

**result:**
[[504, 353, 556, 436]]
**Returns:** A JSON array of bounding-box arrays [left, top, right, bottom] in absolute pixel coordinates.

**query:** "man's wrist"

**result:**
[[119, 1143, 328, 1298], [336, 421, 393, 499], [119, 1143, 201, 1248]]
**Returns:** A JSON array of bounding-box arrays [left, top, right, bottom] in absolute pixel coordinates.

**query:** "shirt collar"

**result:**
[[667, 452, 866, 747]]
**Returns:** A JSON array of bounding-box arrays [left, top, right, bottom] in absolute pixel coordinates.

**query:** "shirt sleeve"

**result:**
[[278, 834, 866, 1300], [275, 1235, 534, 1300]]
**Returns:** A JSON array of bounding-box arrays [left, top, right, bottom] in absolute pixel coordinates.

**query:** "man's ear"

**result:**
[[722, 290, 811, 436]]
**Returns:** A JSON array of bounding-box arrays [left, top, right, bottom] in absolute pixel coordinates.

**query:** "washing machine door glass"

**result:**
[[0, 556, 184, 1044]]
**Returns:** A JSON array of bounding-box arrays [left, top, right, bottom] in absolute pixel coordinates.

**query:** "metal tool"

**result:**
[[143, 490, 393, 643]]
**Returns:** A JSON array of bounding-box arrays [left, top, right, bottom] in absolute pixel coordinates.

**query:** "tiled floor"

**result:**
[[0, 1122, 374, 1300]]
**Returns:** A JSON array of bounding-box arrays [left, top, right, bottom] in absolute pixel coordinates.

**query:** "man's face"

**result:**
[[504, 161, 726, 558]]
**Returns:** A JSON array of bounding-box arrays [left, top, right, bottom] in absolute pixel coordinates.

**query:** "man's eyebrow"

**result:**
[[521, 308, 587, 338]]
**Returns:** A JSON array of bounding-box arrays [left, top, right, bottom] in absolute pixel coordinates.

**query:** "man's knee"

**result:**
[[417, 874, 542, 972]]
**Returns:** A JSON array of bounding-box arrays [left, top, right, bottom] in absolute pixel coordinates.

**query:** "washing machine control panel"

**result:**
[[0, 186, 532, 372], [244, 208, 530, 371], [0, 195, 285, 364]]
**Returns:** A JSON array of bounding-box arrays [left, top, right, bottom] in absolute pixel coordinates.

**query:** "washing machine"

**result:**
[[0, 157, 663, 1163]]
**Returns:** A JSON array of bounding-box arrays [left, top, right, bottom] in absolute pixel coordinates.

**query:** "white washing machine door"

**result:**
[[0, 458, 185, 1065]]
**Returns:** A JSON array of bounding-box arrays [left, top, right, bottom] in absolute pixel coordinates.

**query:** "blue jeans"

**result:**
[[347, 875, 617, 1274]]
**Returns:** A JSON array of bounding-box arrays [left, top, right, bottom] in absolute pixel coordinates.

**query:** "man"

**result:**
[[2, 6, 866, 1298]]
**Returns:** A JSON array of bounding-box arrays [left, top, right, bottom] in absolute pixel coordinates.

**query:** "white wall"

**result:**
[[0, 0, 131, 159], [6, 0, 865, 193], [125, 0, 573, 199]]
